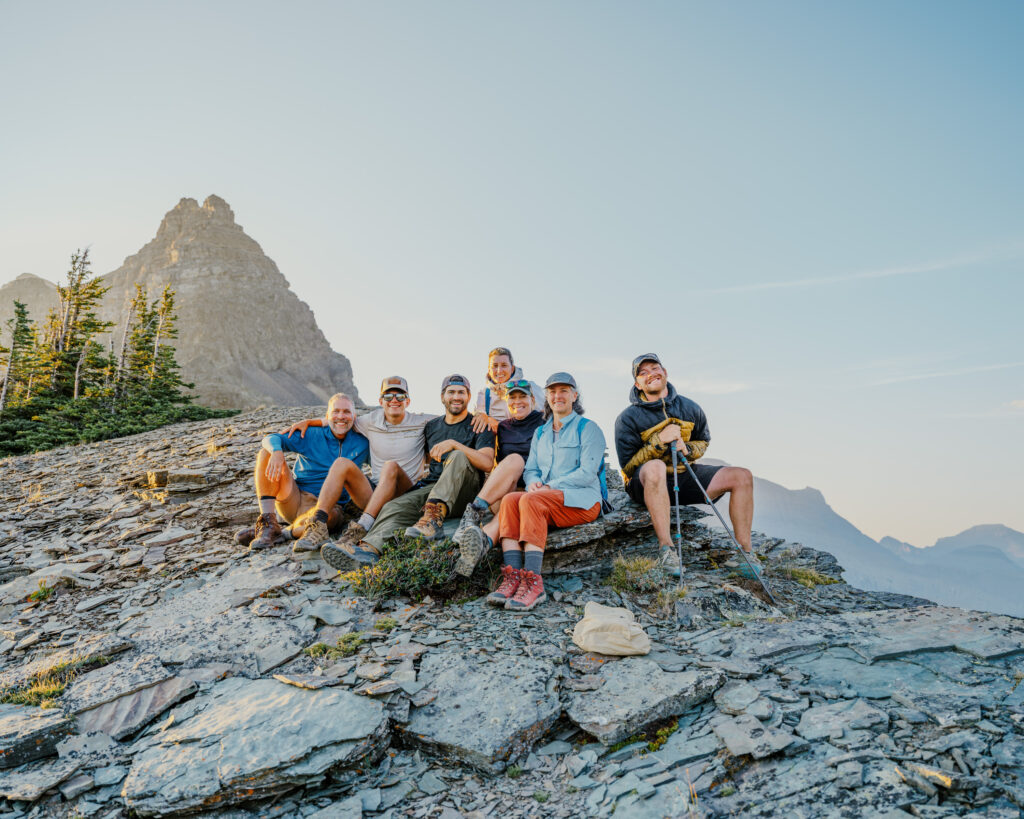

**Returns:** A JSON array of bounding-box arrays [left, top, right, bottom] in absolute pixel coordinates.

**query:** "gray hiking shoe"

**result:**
[[321, 538, 380, 572], [293, 518, 330, 553], [658, 545, 684, 578], [454, 524, 492, 577], [335, 521, 368, 551], [453, 503, 487, 543]]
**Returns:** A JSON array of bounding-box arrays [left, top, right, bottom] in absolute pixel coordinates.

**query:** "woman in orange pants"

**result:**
[[488, 372, 605, 612]]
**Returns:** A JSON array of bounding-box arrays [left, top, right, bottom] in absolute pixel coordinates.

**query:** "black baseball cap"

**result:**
[[631, 353, 663, 379]]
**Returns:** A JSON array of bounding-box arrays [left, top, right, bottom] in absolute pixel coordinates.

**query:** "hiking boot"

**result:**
[[250, 513, 286, 550], [321, 539, 381, 571], [486, 566, 521, 607], [293, 518, 330, 553], [405, 501, 448, 540], [736, 553, 764, 579], [335, 521, 368, 551], [454, 524, 491, 578], [234, 526, 255, 547], [453, 503, 487, 543], [658, 545, 684, 579], [505, 569, 546, 612]]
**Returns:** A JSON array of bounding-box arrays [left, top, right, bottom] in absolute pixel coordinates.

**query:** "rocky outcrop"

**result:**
[[0, 407, 1022, 817], [0, 196, 360, 409]]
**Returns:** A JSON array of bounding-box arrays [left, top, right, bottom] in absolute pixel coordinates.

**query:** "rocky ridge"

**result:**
[[0, 196, 359, 410], [0, 409, 1022, 818]]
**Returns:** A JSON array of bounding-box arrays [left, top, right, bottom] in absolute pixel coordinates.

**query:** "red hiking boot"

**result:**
[[505, 569, 546, 612], [486, 566, 521, 607]]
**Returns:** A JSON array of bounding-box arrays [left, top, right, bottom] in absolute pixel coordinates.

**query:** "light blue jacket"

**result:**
[[524, 411, 605, 510]]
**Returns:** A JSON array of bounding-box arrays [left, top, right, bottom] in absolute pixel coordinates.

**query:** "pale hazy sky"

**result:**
[[2, 1, 1022, 546]]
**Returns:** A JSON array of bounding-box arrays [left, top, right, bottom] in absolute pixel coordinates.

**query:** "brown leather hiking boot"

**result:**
[[486, 565, 521, 607], [405, 501, 448, 540], [506, 569, 546, 611], [250, 512, 285, 550]]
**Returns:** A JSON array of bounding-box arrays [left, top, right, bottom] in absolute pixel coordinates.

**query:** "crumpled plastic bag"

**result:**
[[571, 601, 651, 656]]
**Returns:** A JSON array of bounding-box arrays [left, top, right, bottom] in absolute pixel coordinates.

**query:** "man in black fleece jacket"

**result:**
[[614, 354, 756, 576]]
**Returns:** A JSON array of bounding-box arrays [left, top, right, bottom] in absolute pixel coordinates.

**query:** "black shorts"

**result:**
[[625, 462, 724, 506]]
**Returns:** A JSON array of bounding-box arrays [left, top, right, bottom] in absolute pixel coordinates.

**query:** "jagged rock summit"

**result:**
[[100, 195, 359, 409], [0, 196, 359, 410]]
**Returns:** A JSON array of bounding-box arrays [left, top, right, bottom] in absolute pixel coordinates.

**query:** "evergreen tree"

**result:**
[[0, 301, 34, 415]]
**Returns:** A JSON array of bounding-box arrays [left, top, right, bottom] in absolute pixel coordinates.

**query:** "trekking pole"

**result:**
[[675, 448, 780, 607], [669, 443, 685, 590]]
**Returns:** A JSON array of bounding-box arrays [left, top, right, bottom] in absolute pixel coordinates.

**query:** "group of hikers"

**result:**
[[235, 348, 757, 612]]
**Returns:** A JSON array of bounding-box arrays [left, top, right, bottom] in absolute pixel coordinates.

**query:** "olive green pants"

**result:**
[[363, 451, 483, 550]]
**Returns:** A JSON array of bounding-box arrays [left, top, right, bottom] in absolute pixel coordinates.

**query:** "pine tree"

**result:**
[[0, 301, 35, 416]]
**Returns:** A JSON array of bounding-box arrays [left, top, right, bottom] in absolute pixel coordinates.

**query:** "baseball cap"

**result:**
[[379, 376, 409, 397], [441, 374, 471, 393], [631, 353, 663, 379], [544, 372, 577, 390]]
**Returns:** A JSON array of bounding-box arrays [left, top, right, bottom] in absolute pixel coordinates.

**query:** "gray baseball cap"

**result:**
[[544, 372, 577, 390], [441, 374, 471, 393], [631, 353, 663, 379]]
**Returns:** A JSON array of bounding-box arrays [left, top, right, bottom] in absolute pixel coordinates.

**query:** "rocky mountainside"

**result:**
[[0, 196, 359, 410], [711, 466, 1024, 619], [1, 412, 1023, 818]]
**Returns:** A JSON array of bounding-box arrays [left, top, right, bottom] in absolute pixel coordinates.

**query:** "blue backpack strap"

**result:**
[[576, 418, 612, 514], [485, 387, 491, 415]]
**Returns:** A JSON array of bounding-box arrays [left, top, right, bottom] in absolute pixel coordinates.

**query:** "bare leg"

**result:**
[[363, 461, 414, 518], [706, 466, 754, 551], [638, 460, 672, 547], [314, 457, 375, 527], [255, 449, 302, 522]]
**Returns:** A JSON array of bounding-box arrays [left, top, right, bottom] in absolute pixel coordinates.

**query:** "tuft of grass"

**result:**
[[1011, 671, 1024, 693], [648, 720, 679, 752], [303, 632, 365, 660], [506, 764, 523, 779], [374, 617, 398, 632], [0, 654, 111, 708], [605, 555, 666, 595], [609, 733, 646, 753], [533, 790, 550, 803], [653, 586, 688, 617], [27, 580, 53, 603], [718, 784, 736, 797], [780, 566, 840, 588], [338, 534, 492, 601]]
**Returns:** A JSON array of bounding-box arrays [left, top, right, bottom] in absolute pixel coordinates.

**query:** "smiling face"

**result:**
[[325, 395, 356, 437], [635, 360, 668, 399], [506, 389, 534, 420], [488, 353, 514, 386], [380, 390, 409, 423], [545, 384, 577, 418], [442, 385, 470, 417]]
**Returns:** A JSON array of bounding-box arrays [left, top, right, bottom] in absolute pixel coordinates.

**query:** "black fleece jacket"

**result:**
[[613, 383, 711, 482]]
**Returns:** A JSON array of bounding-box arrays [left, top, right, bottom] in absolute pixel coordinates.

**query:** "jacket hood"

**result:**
[[486, 365, 526, 389], [629, 381, 678, 407]]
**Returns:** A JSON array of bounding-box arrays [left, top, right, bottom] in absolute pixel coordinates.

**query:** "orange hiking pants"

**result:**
[[498, 489, 600, 549]]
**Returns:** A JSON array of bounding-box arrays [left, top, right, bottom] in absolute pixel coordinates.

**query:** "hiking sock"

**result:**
[[313, 509, 329, 525], [502, 549, 524, 570], [524, 551, 543, 575], [259, 496, 276, 516], [357, 513, 375, 531], [471, 496, 490, 511]]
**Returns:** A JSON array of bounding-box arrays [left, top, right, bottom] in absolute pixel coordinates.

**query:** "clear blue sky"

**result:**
[[1, 1, 1021, 545]]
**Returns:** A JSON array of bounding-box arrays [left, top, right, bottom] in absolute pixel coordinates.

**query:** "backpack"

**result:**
[[577, 417, 613, 515]]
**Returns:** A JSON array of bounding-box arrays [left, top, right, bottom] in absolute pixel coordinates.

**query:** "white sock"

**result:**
[[357, 513, 375, 530], [258, 497, 276, 516]]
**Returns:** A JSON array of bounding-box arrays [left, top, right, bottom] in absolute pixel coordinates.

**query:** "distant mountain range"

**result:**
[[700, 461, 1024, 617]]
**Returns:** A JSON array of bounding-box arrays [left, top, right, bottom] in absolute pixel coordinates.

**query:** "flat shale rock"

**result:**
[[398, 651, 559, 773], [77, 676, 197, 740], [567, 658, 725, 745], [795, 698, 889, 741], [0, 704, 74, 768], [122, 677, 389, 816], [0, 755, 81, 801], [713, 713, 796, 759], [60, 654, 172, 714]]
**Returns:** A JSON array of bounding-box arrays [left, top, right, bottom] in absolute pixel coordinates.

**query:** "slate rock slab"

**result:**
[[122, 677, 389, 816], [567, 658, 725, 745], [796, 698, 889, 741], [77, 676, 197, 740], [0, 633, 132, 693], [714, 713, 795, 759], [0, 756, 81, 801], [60, 654, 172, 714], [397, 651, 559, 773], [714, 680, 761, 715], [0, 704, 74, 768]]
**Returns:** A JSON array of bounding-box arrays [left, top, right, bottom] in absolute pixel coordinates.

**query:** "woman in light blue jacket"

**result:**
[[487, 372, 605, 613]]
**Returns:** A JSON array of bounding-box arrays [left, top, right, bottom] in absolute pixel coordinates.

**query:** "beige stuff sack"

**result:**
[[571, 601, 651, 656]]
